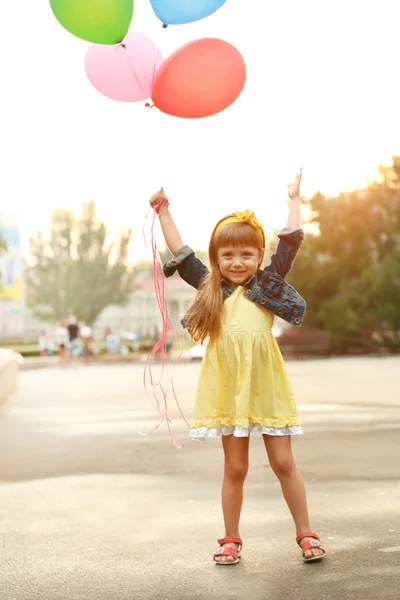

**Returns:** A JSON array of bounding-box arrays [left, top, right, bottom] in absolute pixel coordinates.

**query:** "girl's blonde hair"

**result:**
[[185, 214, 265, 344]]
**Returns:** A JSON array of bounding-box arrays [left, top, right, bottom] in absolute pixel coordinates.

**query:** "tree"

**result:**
[[287, 156, 400, 349], [26, 201, 134, 325]]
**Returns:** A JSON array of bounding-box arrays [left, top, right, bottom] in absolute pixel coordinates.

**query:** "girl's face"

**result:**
[[217, 245, 263, 287]]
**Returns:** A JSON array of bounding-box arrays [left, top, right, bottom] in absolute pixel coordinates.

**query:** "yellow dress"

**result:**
[[189, 286, 303, 440]]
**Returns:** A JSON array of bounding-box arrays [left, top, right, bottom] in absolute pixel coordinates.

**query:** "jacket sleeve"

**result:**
[[163, 245, 209, 290], [263, 228, 304, 279]]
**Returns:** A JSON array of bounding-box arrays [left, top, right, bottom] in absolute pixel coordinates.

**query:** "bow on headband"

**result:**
[[215, 210, 264, 242]]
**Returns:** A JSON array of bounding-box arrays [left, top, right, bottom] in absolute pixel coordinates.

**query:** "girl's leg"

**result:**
[[215, 435, 250, 563], [262, 435, 324, 559]]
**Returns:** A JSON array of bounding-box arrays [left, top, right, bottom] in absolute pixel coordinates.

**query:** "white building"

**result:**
[[91, 273, 196, 339]]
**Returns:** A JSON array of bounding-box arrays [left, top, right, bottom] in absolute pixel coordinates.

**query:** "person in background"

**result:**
[[38, 330, 48, 357], [46, 337, 56, 357], [132, 328, 141, 359], [66, 316, 83, 365], [80, 323, 93, 361], [55, 320, 68, 366], [105, 329, 120, 354]]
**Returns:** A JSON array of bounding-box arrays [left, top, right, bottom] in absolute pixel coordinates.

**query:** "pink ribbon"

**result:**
[[140, 201, 190, 448]]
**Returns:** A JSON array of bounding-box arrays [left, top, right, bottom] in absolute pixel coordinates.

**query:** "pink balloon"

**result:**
[[85, 31, 163, 102]]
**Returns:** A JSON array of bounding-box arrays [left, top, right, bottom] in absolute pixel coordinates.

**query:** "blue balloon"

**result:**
[[150, 0, 228, 26]]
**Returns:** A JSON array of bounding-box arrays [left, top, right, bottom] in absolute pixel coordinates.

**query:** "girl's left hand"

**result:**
[[288, 168, 302, 200], [149, 187, 169, 215]]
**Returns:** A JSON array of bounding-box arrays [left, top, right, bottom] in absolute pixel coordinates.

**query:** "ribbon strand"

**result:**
[[139, 203, 189, 448]]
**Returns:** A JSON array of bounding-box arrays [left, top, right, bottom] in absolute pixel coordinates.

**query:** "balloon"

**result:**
[[151, 38, 246, 118], [85, 31, 163, 102], [150, 0, 228, 26], [49, 0, 134, 44]]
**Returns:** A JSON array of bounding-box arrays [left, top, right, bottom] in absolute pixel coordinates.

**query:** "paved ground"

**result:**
[[0, 357, 399, 600]]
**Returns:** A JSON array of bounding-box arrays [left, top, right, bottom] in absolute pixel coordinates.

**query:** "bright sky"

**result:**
[[0, 0, 399, 261]]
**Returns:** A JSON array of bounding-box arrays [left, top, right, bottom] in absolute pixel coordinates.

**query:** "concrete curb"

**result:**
[[0, 350, 20, 404], [19, 354, 195, 371]]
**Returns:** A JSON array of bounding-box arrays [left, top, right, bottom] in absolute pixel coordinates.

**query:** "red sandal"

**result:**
[[213, 536, 243, 566], [296, 531, 326, 562]]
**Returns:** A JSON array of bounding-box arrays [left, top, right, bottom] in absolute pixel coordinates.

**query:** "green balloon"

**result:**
[[50, 0, 134, 45]]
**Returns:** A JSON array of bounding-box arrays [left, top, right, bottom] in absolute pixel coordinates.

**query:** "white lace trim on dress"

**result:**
[[189, 424, 303, 440]]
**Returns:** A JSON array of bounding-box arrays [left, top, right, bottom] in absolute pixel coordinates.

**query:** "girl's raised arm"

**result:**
[[286, 168, 302, 230]]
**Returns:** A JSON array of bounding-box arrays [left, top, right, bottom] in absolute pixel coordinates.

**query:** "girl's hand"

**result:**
[[149, 187, 169, 215], [288, 168, 302, 200]]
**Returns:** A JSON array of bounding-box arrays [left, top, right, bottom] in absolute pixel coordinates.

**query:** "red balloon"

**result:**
[[151, 38, 246, 118]]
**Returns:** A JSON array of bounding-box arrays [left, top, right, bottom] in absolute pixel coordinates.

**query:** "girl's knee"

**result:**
[[225, 460, 248, 482], [269, 455, 296, 478]]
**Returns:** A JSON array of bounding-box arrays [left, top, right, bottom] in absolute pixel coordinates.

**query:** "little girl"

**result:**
[[149, 171, 326, 565]]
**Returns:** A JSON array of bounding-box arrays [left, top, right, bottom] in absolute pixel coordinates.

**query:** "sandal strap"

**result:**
[[301, 540, 324, 553], [214, 546, 239, 559], [217, 536, 243, 551], [296, 531, 320, 546]]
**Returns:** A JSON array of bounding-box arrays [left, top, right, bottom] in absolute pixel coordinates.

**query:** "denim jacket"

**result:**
[[163, 228, 306, 327]]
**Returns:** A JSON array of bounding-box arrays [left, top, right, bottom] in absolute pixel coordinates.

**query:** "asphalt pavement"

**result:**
[[0, 357, 399, 600]]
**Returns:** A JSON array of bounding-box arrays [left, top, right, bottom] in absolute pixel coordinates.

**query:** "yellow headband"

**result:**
[[215, 210, 265, 244]]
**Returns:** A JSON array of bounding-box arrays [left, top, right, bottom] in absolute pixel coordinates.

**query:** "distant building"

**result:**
[[89, 273, 196, 340], [0, 209, 25, 340]]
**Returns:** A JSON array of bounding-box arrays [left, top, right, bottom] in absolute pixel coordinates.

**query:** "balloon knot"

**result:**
[[120, 43, 126, 49], [162, 24, 168, 28], [145, 103, 155, 108]]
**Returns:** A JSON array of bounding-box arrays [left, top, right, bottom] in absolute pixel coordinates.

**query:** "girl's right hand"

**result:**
[[149, 187, 169, 215]]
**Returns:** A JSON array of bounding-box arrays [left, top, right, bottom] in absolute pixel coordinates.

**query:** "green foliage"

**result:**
[[26, 201, 134, 325], [287, 156, 400, 348]]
